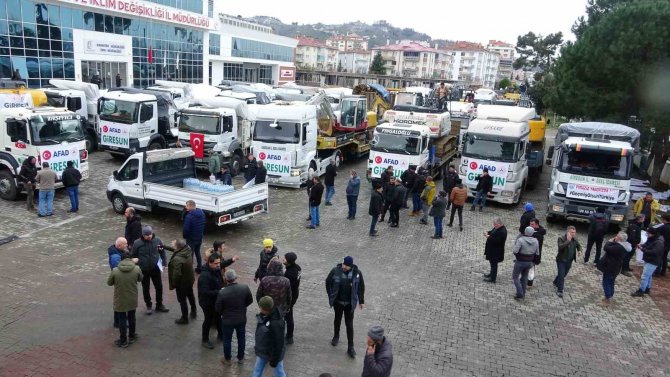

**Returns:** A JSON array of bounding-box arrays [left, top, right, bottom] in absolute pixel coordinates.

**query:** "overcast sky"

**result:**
[[220, 0, 588, 45]]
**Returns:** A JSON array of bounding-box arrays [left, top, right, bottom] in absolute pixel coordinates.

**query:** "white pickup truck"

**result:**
[[106, 148, 269, 226]]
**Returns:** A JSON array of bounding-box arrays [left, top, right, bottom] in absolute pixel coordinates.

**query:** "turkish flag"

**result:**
[[190, 133, 204, 159], [148, 47, 153, 64]]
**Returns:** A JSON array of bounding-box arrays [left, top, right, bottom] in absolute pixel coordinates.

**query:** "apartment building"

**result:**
[[296, 37, 339, 71], [325, 33, 369, 52], [487, 40, 515, 83], [370, 41, 451, 79], [443, 41, 500, 88]]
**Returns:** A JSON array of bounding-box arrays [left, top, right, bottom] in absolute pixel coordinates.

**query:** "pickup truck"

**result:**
[[106, 148, 269, 226]]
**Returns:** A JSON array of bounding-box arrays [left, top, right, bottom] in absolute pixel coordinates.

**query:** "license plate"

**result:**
[[234, 210, 246, 217], [195, 158, 203, 162], [578, 208, 594, 215]]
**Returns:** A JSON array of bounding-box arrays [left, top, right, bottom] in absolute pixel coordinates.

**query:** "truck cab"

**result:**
[[368, 123, 430, 179], [459, 105, 536, 204], [146, 86, 188, 109], [97, 90, 177, 156], [0, 107, 89, 200], [336, 95, 369, 132], [41, 88, 98, 152], [547, 122, 638, 225]]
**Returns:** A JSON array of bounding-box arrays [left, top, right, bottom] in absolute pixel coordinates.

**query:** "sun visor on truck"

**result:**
[[475, 105, 536, 122], [49, 79, 100, 101], [108, 87, 176, 113], [555, 122, 640, 152], [191, 96, 254, 120]]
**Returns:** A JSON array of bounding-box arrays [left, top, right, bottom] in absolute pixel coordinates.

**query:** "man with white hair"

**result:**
[[512, 227, 540, 300], [599, 231, 630, 305], [483, 217, 507, 283]]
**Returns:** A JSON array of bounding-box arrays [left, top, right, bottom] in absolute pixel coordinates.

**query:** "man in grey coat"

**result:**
[[362, 325, 393, 377], [36, 162, 56, 217], [512, 226, 540, 300]]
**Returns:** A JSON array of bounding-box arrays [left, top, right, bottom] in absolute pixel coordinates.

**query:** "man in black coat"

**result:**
[[632, 226, 664, 297], [326, 256, 365, 358], [584, 207, 609, 264], [19, 156, 38, 211], [519, 202, 536, 234], [527, 218, 546, 287], [623, 214, 644, 276], [471, 168, 493, 212], [410, 168, 427, 216], [255, 161, 267, 184], [308, 177, 324, 229], [379, 176, 395, 223], [62, 161, 82, 213], [483, 217, 507, 283], [283, 252, 301, 345], [253, 296, 287, 374], [599, 232, 629, 304], [442, 165, 458, 209], [198, 253, 224, 349], [654, 214, 670, 277], [124, 208, 142, 248], [324, 159, 337, 205], [131, 226, 168, 314], [369, 184, 384, 236], [216, 269, 253, 364], [389, 179, 407, 228], [244, 153, 258, 183], [400, 165, 417, 209]]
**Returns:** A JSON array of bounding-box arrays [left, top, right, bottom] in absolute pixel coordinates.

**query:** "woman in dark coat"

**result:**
[[483, 217, 507, 283]]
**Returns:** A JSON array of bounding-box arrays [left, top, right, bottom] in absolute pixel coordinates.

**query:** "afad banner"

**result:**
[[462, 158, 508, 189], [100, 122, 130, 148], [39, 143, 82, 179], [369, 151, 411, 179], [256, 148, 292, 176]]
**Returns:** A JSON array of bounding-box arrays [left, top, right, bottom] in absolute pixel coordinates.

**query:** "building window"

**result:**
[[209, 33, 220, 55], [223, 62, 243, 81], [231, 37, 293, 62], [207, 0, 213, 18]]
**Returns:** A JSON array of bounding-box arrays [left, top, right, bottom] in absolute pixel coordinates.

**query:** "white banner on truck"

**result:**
[[100, 122, 131, 149], [463, 158, 508, 189], [369, 151, 410, 178], [39, 142, 81, 179], [0, 93, 32, 109], [566, 183, 618, 203], [256, 148, 292, 177]]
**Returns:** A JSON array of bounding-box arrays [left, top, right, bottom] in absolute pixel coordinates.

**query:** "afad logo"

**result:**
[[469, 161, 478, 170], [102, 125, 109, 133], [258, 152, 267, 160], [374, 156, 382, 164], [42, 150, 52, 161]]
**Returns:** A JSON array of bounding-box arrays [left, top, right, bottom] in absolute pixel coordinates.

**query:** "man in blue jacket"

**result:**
[[345, 170, 361, 220], [183, 200, 206, 273]]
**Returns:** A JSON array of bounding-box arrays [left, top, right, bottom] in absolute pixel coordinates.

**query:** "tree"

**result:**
[[513, 32, 564, 72], [548, 0, 670, 186], [497, 78, 511, 90], [369, 51, 386, 75], [571, 0, 629, 38]]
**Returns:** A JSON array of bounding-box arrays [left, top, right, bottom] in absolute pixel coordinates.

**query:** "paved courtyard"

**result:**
[[1, 135, 670, 377]]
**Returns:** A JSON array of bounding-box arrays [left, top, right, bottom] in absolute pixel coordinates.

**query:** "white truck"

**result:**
[[177, 96, 256, 175], [458, 105, 536, 205], [447, 101, 475, 155], [97, 89, 179, 157], [106, 148, 269, 226], [546, 122, 640, 225], [382, 88, 451, 138], [0, 106, 89, 200]]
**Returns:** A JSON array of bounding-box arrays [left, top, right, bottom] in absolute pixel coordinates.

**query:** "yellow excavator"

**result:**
[[352, 83, 394, 124]]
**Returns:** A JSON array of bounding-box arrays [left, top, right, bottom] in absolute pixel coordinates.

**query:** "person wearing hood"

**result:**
[[584, 207, 609, 265], [283, 252, 301, 345], [131, 226, 168, 315], [256, 258, 292, 316], [345, 170, 361, 220], [519, 203, 536, 234], [419, 176, 436, 225], [166, 239, 196, 324], [632, 227, 664, 297], [326, 256, 365, 358], [252, 296, 286, 376], [108, 237, 130, 328], [598, 232, 630, 305], [107, 252, 143, 348], [483, 217, 507, 283], [448, 178, 467, 231], [124, 208, 142, 248], [254, 239, 278, 283], [362, 325, 393, 377], [634, 192, 660, 228], [623, 214, 644, 277], [198, 253, 224, 349], [512, 227, 540, 300], [527, 219, 546, 287], [183, 200, 206, 273], [18, 156, 38, 211]]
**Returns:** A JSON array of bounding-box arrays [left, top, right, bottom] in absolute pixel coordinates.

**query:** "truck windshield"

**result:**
[[29, 115, 85, 145], [179, 113, 221, 135], [463, 135, 518, 162], [372, 133, 421, 155], [560, 148, 632, 179], [45, 93, 66, 107], [395, 93, 417, 106], [253, 121, 300, 144], [99, 98, 138, 124]]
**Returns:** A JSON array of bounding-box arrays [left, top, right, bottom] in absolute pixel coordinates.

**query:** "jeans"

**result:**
[[472, 190, 487, 208], [116, 310, 136, 342], [176, 285, 196, 318], [553, 260, 573, 293], [433, 217, 443, 237], [66, 185, 79, 211], [420, 202, 429, 222], [622, 250, 634, 272], [346, 195, 358, 218], [252, 357, 286, 377], [309, 205, 320, 227], [488, 260, 499, 282], [640, 263, 657, 291], [512, 261, 533, 297], [369, 215, 378, 234], [222, 322, 246, 361], [187, 240, 202, 269], [412, 192, 421, 212], [285, 306, 295, 339], [25, 182, 35, 209], [141, 267, 163, 307], [389, 204, 401, 225], [325, 185, 335, 203], [38, 189, 54, 216], [201, 305, 222, 341], [449, 205, 463, 226], [584, 235, 604, 263], [333, 302, 354, 346], [602, 274, 616, 299]]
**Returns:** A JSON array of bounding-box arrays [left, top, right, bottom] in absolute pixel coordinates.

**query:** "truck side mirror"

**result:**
[[113, 170, 118, 179], [546, 146, 555, 165]]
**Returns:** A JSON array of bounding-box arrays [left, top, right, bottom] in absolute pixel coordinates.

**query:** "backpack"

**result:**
[[593, 217, 608, 237]]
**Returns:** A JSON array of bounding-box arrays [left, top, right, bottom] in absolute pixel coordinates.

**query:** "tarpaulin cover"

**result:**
[[555, 122, 640, 151]]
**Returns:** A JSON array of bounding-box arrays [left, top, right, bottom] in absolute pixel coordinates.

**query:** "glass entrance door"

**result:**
[[81, 61, 127, 89]]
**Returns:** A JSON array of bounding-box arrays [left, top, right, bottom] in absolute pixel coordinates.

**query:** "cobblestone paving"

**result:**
[[1, 133, 670, 377]]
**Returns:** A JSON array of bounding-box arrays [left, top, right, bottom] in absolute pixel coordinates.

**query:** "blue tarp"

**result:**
[[367, 83, 391, 103]]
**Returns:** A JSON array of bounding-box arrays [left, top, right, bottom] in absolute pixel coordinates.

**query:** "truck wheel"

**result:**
[[546, 214, 557, 223], [230, 154, 242, 177], [148, 141, 163, 150], [0, 170, 18, 200], [111, 193, 127, 214], [85, 131, 97, 153]]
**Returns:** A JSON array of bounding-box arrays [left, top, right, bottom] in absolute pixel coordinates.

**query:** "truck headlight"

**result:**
[[552, 205, 563, 213], [611, 214, 624, 222], [501, 190, 513, 197], [290, 169, 301, 177]]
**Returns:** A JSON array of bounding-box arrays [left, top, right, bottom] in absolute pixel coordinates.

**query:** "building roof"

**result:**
[[372, 41, 440, 53], [487, 40, 514, 48], [327, 33, 368, 41], [443, 41, 487, 52], [339, 49, 370, 55], [296, 36, 337, 49]]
